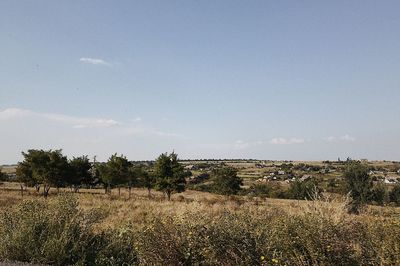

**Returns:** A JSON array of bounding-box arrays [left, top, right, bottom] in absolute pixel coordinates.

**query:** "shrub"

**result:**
[[212, 167, 243, 195], [0, 194, 137, 265], [287, 178, 320, 200], [389, 184, 400, 205], [344, 162, 373, 213], [369, 182, 388, 205]]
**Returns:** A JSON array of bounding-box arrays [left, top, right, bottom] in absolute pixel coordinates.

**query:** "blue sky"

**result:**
[[1, 1, 400, 163]]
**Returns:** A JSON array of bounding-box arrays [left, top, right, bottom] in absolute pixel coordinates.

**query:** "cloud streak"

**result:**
[[269, 137, 305, 145], [79, 57, 111, 66], [0, 108, 119, 128], [0, 108, 180, 138], [234, 140, 264, 150], [324, 134, 356, 142]]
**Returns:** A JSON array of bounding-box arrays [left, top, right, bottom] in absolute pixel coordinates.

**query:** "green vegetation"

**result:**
[[0, 195, 137, 265], [4, 149, 400, 264], [390, 184, 400, 205], [16, 149, 70, 197], [98, 154, 134, 194], [287, 177, 320, 200], [12, 149, 400, 207], [0, 168, 7, 181], [212, 167, 243, 195], [344, 162, 373, 213], [69, 155, 93, 192], [0, 194, 399, 265], [154, 152, 186, 200]]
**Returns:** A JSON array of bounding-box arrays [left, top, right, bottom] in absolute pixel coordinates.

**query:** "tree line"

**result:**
[[15, 149, 188, 199]]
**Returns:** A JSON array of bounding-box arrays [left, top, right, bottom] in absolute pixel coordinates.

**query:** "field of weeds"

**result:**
[[0, 186, 399, 265]]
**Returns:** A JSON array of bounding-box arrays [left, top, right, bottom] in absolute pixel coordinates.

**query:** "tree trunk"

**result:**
[[147, 187, 152, 198], [118, 187, 121, 197], [20, 184, 24, 197], [44, 185, 50, 198], [128, 186, 132, 199], [167, 191, 171, 201], [35, 184, 40, 193]]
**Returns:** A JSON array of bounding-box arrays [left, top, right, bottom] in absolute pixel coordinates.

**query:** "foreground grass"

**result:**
[[0, 187, 399, 265]]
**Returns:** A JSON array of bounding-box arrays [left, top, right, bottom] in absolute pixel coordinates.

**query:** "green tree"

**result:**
[[16, 149, 70, 197], [69, 156, 93, 192], [16, 150, 46, 193], [126, 165, 144, 199], [99, 154, 133, 195], [212, 167, 243, 195], [135, 167, 154, 198], [344, 162, 373, 213], [389, 184, 400, 205], [287, 178, 320, 200], [369, 181, 388, 205], [154, 152, 186, 200], [0, 168, 8, 181]]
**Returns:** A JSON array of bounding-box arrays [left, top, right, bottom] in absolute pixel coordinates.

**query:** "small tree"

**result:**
[[135, 167, 154, 198], [369, 181, 388, 205], [42, 150, 70, 196], [344, 162, 372, 213], [69, 156, 93, 192], [125, 166, 144, 199], [212, 167, 243, 195], [154, 152, 186, 200], [287, 178, 320, 200], [15, 161, 33, 196], [389, 184, 400, 205], [99, 154, 132, 195], [0, 168, 8, 181], [16, 149, 70, 197]]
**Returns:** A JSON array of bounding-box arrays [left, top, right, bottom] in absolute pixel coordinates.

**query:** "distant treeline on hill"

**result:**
[[2, 149, 400, 209]]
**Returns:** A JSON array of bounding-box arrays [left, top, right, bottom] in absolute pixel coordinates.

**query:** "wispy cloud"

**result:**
[[324, 136, 336, 142], [340, 134, 356, 141], [79, 57, 111, 66], [0, 108, 180, 138], [269, 137, 305, 145], [130, 117, 142, 123], [323, 134, 356, 142], [234, 140, 264, 150], [0, 108, 119, 128]]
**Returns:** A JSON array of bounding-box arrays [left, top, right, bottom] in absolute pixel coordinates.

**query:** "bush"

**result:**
[[369, 182, 388, 205], [133, 201, 400, 265], [212, 167, 243, 195], [249, 183, 273, 198], [287, 178, 321, 200], [1, 193, 400, 265], [389, 184, 400, 205], [344, 162, 372, 213], [0, 195, 137, 265]]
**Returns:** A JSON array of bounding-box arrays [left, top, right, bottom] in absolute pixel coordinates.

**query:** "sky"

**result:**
[[1, 0, 400, 164]]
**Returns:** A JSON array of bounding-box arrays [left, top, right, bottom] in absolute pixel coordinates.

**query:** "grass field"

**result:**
[[0, 182, 400, 265], [1, 159, 400, 265]]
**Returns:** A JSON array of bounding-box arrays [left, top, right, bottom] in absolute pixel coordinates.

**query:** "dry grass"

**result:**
[[1, 183, 399, 226], [1, 182, 400, 265]]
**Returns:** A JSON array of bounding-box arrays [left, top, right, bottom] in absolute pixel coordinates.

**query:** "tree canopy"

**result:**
[[16, 149, 70, 197], [154, 152, 186, 200], [98, 154, 134, 194], [212, 167, 243, 195], [344, 162, 372, 213]]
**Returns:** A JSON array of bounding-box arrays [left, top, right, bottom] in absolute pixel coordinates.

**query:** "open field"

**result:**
[[0, 183, 400, 265], [1, 159, 400, 265]]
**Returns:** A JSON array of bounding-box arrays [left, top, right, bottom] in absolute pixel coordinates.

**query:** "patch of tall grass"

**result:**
[[0, 193, 399, 265]]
